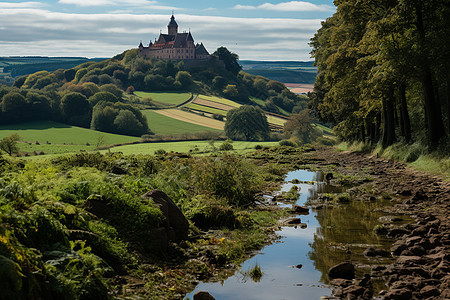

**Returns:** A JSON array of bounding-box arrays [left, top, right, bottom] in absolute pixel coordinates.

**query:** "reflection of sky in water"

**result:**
[[186, 170, 332, 300]]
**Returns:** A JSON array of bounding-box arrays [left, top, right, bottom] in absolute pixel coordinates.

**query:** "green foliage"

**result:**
[[0, 134, 20, 156], [190, 154, 264, 207], [60, 92, 90, 127], [91, 102, 150, 137], [310, 0, 449, 151], [283, 110, 322, 144], [225, 106, 270, 141], [213, 47, 241, 75], [219, 139, 234, 151]]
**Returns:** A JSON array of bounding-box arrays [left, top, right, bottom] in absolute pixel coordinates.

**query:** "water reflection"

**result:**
[[186, 170, 394, 299]]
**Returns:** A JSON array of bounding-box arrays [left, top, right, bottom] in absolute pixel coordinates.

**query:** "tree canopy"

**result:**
[[310, 0, 449, 151], [225, 105, 270, 141]]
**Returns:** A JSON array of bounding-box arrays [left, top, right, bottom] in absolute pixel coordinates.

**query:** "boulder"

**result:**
[[292, 205, 309, 214], [420, 286, 439, 298], [142, 190, 189, 242], [328, 262, 355, 280], [193, 291, 215, 300]]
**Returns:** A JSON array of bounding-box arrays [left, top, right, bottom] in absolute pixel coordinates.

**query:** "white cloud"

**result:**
[[0, 9, 321, 60], [58, 0, 177, 9], [0, 2, 44, 8], [234, 1, 334, 12]]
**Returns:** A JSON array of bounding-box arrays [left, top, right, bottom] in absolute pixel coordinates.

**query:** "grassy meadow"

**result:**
[[134, 91, 191, 106], [105, 140, 279, 155], [0, 121, 138, 145]]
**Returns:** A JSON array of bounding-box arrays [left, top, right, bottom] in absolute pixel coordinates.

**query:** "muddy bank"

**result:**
[[307, 147, 450, 299]]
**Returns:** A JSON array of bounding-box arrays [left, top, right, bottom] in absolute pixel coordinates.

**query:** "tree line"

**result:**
[[310, 0, 449, 151]]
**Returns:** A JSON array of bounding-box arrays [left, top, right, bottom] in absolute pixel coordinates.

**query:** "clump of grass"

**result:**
[[241, 263, 263, 282]]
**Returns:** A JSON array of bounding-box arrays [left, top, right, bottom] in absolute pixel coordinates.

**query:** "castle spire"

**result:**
[[168, 14, 178, 36]]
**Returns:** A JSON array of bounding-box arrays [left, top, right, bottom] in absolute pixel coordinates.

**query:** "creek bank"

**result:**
[[308, 147, 450, 299]]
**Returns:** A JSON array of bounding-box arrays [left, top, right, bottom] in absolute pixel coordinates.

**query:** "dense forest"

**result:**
[[309, 0, 450, 152], [0, 47, 308, 138]]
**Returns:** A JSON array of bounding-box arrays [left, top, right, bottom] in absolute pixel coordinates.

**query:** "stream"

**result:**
[[186, 169, 398, 299]]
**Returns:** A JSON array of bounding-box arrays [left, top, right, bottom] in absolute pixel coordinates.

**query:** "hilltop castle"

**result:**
[[138, 15, 210, 61]]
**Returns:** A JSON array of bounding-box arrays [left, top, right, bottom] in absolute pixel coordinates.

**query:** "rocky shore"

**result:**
[[308, 148, 450, 299]]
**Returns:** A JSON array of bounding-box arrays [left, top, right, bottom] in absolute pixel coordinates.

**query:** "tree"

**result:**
[[0, 134, 20, 156], [283, 110, 321, 144], [213, 47, 241, 75], [113, 110, 146, 137], [175, 71, 193, 89], [225, 105, 270, 141], [88, 92, 119, 107], [61, 92, 89, 117]]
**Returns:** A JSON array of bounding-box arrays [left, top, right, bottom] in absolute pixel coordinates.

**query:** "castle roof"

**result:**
[[152, 32, 194, 49], [168, 15, 178, 27], [195, 43, 209, 55]]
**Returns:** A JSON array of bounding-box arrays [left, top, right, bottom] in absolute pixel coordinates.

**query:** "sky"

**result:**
[[0, 0, 336, 61]]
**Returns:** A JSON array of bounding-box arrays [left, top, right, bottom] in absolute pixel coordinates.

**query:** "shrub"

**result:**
[[279, 140, 297, 147]]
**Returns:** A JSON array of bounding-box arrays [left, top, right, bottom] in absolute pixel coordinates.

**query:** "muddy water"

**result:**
[[186, 170, 396, 300]]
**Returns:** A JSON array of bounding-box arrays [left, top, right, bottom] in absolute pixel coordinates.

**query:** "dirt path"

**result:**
[[306, 147, 450, 299]]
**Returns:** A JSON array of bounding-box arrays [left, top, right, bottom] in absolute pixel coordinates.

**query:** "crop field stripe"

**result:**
[[267, 115, 287, 126], [143, 110, 221, 134], [185, 104, 227, 116], [198, 95, 240, 107], [192, 98, 235, 111], [153, 109, 225, 130]]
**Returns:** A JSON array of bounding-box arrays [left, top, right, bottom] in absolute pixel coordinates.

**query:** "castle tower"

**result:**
[[168, 14, 178, 36]]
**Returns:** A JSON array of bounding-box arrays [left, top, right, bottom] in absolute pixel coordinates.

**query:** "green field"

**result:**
[[0, 121, 138, 145], [185, 103, 227, 116], [106, 140, 279, 155], [134, 91, 191, 106], [143, 110, 221, 135]]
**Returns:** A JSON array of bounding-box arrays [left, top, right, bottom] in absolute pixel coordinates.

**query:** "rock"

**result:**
[[411, 225, 428, 236], [193, 291, 215, 300], [283, 217, 302, 225], [325, 173, 333, 181], [405, 236, 422, 246], [330, 278, 352, 287], [363, 247, 391, 257], [391, 240, 407, 256], [342, 285, 365, 297], [396, 256, 424, 264], [420, 285, 439, 298], [409, 245, 426, 256], [292, 205, 309, 214], [142, 190, 189, 242], [388, 227, 410, 238], [412, 190, 428, 202], [328, 262, 355, 280], [384, 288, 412, 300]]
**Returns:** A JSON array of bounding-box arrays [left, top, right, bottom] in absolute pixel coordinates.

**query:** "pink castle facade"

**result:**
[[138, 15, 210, 61]]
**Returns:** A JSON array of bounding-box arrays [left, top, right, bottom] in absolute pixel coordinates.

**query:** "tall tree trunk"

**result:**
[[382, 90, 396, 147], [447, 75, 450, 134], [399, 83, 412, 143], [376, 113, 382, 143], [422, 68, 445, 150], [416, 4, 446, 150]]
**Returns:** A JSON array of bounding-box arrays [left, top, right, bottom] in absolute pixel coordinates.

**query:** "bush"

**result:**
[[219, 140, 233, 151], [279, 140, 297, 147]]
